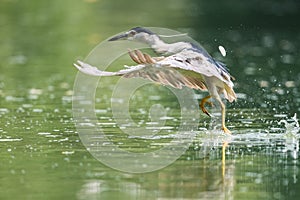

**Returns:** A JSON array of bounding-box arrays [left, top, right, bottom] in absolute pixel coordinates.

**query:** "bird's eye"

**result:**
[[130, 31, 137, 36]]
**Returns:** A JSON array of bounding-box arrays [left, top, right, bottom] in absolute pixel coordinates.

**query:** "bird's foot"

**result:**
[[200, 106, 211, 117], [200, 95, 213, 117], [222, 126, 231, 134]]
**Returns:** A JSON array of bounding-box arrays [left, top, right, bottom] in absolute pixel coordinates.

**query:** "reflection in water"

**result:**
[[75, 73, 300, 199], [77, 152, 236, 200], [77, 180, 143, 200], [76, 115, 299, 199]]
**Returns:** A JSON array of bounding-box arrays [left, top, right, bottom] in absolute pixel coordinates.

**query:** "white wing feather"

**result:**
[[159, 49, 234, 88], [74, 60, 206, 90], [73, 49, 235, 100]]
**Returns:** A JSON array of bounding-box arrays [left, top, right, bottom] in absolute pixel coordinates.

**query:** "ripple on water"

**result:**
[[29, 88, 43, 95], [0, 138, 22, 142], [5, 96, 24, 102], [95, 109, 108, 114], [62, 151, 75, 155], [148, 95, 161, 100], [37, 132, 52, 135], [0, 108, 9, 113], [32, 108, 43, 113], [145, 126, 174, 130]]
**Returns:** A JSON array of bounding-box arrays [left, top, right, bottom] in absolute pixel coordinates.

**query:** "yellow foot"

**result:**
[[200, 95, 213, 116], [222, 126, 231, 134]]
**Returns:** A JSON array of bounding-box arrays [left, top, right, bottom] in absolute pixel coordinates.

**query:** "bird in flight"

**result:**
[[74, 27, 237, 133]]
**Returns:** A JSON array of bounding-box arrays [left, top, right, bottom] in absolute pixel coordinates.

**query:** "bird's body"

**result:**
[[74, 27, 237, 133]]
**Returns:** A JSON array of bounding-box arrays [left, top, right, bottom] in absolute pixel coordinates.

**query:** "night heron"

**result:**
[[74, 27, 237, 133]]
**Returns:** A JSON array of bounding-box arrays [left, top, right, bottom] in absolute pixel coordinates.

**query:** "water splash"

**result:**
[[218, 45, 227, 57], [279, 113, 299, 135], [279, 113, 299, 159]]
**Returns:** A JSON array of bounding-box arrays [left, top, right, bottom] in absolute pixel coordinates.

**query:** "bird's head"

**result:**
[[108, 27, 157, 44]]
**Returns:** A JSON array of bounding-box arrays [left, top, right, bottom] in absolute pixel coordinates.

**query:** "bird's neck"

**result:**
[[148, 35, 192, 54]]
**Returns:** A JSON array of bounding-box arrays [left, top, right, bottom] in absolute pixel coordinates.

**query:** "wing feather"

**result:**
[[74, 48, 235, 101], [74, 60, 207, 90]]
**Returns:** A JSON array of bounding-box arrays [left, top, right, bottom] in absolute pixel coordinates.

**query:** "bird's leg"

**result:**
[[222, 141, 228, 178], [200, 95, 214, 116], [216, 98, 231, 134]]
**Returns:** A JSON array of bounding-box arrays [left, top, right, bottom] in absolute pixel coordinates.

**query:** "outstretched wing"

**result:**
[[159, 49, 234, 88], [74, 60, 207, 90], [156, 48, 237, 102], [74, 48, 236, 101]]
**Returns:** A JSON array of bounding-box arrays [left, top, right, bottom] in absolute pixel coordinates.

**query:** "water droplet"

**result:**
[[62, 151, 75, 155], [218, 45, 226, 57]]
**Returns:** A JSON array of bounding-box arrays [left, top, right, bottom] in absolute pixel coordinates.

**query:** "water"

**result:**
[[1, 0, 300, 199]]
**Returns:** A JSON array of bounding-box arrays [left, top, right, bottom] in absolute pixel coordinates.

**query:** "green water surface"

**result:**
[[1, 0, 300, 199]]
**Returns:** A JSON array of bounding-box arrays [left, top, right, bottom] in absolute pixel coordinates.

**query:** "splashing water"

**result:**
[[279, 113, 300, 159], [280, 113, 300, 136], [218, 45, 226, 57]]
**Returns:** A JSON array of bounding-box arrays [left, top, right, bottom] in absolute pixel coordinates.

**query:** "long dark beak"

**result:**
[[108, 33, 129, 41]]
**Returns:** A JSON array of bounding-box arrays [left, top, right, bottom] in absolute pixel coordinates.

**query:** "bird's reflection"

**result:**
[[77, 123, 299, 200]]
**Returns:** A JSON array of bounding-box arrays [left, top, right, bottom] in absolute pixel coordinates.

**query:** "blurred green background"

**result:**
[[1, 0, 300, 199]]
